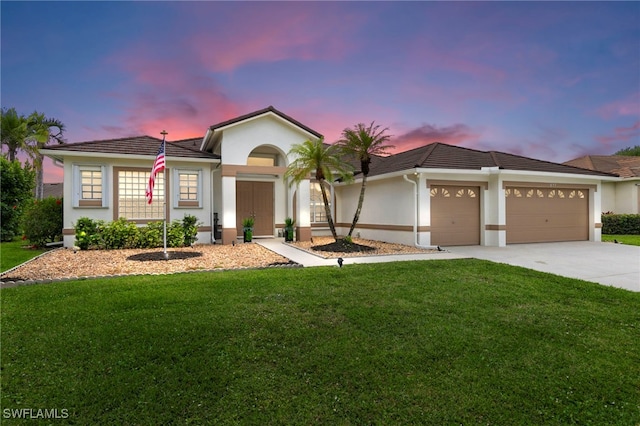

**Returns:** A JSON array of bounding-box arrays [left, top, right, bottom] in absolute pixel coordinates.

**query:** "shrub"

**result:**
[[137, 221, 164, 248], [0, 158, 35, 241], [22, 197, 63, 247], [182, 214, 199, 246], [75, 217, 104, 250], [602, 214, 640, 235], [100, 217, 140, 249], [73, 215, 201, 250]]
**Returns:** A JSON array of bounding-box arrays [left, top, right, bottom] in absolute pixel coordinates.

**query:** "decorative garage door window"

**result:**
[[505, 188, 585, 199], [430, 187, 477, 198]]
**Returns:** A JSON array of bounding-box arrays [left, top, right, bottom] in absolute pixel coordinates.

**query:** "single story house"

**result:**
[[42, 106, 617, 248], [564, 155, 640, 214]]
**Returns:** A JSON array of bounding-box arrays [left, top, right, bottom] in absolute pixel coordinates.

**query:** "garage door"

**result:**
[[506, 187, 588, 244], [430, 185, 480, 246]]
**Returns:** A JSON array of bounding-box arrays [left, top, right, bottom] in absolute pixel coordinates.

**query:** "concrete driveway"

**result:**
[[448, 241, 640, 292]]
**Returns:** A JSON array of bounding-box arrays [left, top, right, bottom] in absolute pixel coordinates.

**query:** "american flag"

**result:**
[[145, 137, 166, 204]]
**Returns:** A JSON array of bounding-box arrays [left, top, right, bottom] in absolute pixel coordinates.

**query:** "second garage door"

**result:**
[[430, 185, 480, 246], [506, 187, 588, 244]]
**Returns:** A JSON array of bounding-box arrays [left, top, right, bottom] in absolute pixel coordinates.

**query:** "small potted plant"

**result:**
[[242, 217, 255, 243], [284, 217, 295, 242]]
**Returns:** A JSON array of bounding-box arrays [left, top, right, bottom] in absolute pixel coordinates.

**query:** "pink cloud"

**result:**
[[597, 92, 640, 119], [596, 121, 640, 146], [95, 3, 363, 142], [187, 3, 359, 73], [392, 123, 481, 152]]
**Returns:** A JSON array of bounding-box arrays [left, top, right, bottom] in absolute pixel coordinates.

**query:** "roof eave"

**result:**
[[40, 149, 221, 164]]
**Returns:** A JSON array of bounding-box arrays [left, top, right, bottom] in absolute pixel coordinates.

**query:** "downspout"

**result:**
[[403, 173, 438, 249], [214, 168, 217, 244], [53, 159, 64, 168]]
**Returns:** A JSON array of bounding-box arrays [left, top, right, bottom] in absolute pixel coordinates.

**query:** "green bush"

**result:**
[[22, 197, 63, 247], [0, 158, 35, 241], [100, 217, 139, 249], [74, 217, 104, 250], [182, 214, 199, 246], [602, 213, 640, 235], [137, 221, 164, 248], [73, 215, 201, 250]]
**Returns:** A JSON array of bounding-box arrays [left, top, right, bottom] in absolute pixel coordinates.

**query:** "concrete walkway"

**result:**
[[256, 239, 465, 267], [257, 239, 639, 293]]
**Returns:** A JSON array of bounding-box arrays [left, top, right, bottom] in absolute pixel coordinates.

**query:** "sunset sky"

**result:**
[[2, 1, 639, 182]]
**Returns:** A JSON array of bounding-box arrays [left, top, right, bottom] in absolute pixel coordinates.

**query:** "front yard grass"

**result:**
[[0, 239, 47, 272], [602, 234, 640, 246], [2, 260, 639, 424]]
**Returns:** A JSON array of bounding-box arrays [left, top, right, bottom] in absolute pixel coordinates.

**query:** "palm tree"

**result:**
[[285, 138, 353, 241], [0, 108, 29, 161], [26, 112, 65, 199], [338, 122, 394, 238]]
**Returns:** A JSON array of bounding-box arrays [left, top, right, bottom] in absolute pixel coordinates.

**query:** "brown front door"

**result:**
[[236, 181, 274, 237]]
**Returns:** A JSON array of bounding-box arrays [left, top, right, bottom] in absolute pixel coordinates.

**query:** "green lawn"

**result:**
[[2, 261, 639, 424], [602, 234, 640, 246], [0, 239, 48, 272]]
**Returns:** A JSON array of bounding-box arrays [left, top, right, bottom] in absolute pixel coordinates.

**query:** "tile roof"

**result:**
[[43, 135, 220, 160], [367, 142, 615, 177], [564, 155, 640, 178], [43, 182, 63, 199], [209, 105, 323, 139]]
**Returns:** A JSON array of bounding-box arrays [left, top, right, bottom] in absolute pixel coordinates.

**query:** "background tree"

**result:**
[[0, 108, 29, 161], [614, 145, 640, 156], [26, 112, 66, 199], [338, 122, 394, 238], [285, 138, 353, 241], [0, 157, 36, 241]]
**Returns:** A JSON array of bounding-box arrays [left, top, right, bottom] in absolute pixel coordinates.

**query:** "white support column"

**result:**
[[417, 174, 430, 246], [484, 173, 506, 247], [221, 175, 237, 244], [296, 179, 311, 241], [592, 183, 602, 242]]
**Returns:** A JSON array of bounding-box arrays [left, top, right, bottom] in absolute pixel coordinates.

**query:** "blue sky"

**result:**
[[2, 1, 639, 182]]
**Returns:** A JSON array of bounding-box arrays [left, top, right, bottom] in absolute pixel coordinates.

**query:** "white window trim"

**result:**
[[72, 164, 108, 208], [174, 168, 202, 208]]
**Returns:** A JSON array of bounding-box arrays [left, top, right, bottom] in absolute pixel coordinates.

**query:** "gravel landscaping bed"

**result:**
[[290, 236, 437, 258], [1, 244, 294, 284], [1, 238, 436, 285]]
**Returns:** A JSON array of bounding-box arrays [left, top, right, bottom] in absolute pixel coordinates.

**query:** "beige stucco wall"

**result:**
[[61, 155, 214, 248], [334, 175, 418, 245], [613, 180, 640, 214]]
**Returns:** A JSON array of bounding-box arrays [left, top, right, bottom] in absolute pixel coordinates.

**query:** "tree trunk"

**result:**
[[319, 180, 339, 241], [348, 175, 367, 237], [35, 152, 44, 200]]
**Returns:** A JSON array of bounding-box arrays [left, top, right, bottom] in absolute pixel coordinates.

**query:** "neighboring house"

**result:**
[[564, 155, 640, 214], [42, 106, 616, 248], [42, 182, 64, 199]]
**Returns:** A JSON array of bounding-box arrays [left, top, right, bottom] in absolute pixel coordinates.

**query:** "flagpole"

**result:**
[[161, 130, 168, 260]]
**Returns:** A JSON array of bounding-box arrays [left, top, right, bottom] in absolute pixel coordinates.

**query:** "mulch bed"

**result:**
[[310, 240, 375, 253]]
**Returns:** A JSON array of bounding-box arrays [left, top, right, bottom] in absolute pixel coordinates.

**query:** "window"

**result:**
[[116, 169, 164, 220], [175, 170, 201, 207], [310, 181, 330, 223], [247, 155, 276, 166], [73, 165, 106, 207]]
